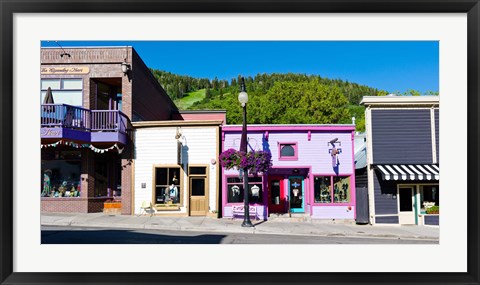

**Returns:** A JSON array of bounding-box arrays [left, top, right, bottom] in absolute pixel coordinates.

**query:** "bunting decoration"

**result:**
[[41, 140, 124, 154], [41, 140, 63, 148], [89, 143, 124, 154]]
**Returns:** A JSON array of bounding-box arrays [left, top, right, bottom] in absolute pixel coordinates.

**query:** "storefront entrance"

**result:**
[[189, 177, 207, 216], [289, 176, 305, 213], [398, 186, 416, 224], [268, 176, 286, 214]]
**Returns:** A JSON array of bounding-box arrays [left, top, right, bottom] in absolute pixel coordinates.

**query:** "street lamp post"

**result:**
[[238, 77, 253, 227]]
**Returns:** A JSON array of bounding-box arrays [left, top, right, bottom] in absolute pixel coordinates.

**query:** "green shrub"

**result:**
[[426, 205, 439, 214]]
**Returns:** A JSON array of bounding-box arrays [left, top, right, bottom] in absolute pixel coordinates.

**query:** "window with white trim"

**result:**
[[41, 78, 83, 106]]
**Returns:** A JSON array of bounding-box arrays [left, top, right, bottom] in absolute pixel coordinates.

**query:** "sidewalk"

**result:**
[[41, 212, 439, 240]]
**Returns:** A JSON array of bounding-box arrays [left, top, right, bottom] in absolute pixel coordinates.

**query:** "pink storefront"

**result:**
[[221, 125, 356, 220]]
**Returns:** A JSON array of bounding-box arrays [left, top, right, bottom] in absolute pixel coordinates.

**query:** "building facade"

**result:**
[[40, 47, 176, 214], [133, 118, 224, 217], [362, 96, 440, 225], [221, 125, 356, 221]]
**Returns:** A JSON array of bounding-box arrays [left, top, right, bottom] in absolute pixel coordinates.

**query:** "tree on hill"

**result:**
[[256, 80, 350, 124], [205, 87, 211, 99]]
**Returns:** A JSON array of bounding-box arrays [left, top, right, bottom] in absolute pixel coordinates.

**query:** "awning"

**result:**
[[375, 164, 439, 181]]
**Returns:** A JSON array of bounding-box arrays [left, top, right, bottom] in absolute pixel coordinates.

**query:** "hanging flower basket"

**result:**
[[219, 148, 272, 175]]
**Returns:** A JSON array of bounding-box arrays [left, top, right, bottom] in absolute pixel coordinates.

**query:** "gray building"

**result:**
[[361, 95, 439, 225]]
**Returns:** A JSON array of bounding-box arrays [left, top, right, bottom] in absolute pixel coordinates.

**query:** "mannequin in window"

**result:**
[[42, 169, 52, 197], [230, 185, 240, 202], [169, 184, 178, 203]]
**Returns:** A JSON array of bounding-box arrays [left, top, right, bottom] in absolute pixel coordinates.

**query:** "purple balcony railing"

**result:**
[[91, 110, 130, 134], [41, 104, 132, 136], [41, 104, 90, 130]]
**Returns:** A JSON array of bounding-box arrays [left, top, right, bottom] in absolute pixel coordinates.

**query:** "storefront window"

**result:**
[[41, 78, 83, 106], [420, 185, 439, 213], [227, 177, 263, 204], [333, 176, 350, 203], [154, 167, 181, 205], [41, 151, 81, 198], [279, 143, 298, 160], [314, 176, 332, 203]]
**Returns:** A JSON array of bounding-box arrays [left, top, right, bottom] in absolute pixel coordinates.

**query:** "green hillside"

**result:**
[[150, 69, 438, 132], [174, 89, 206, 110]]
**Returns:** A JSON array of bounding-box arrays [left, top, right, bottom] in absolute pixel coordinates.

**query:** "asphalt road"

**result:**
[[41, 226, 437, 244]]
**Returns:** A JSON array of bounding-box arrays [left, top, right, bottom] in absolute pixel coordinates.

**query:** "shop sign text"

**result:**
[[41, 67, 90, 75], [41, 128, 62, 137]]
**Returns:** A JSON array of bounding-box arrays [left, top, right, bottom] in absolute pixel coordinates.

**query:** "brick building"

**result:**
[[40, 46, 177, 214]]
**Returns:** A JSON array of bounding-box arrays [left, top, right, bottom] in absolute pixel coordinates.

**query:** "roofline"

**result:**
[[360, 96, 439, 106], [222, 124, 355, 132], [42, 46, 133, 49], [133, 120, 223, 128], [173, 110, 226, 114]]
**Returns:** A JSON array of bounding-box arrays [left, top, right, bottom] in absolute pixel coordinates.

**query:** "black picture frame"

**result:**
[[1, 1, 479, 284]]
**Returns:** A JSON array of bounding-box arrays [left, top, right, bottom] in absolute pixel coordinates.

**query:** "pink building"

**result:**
[[221, 124, 356, 221]]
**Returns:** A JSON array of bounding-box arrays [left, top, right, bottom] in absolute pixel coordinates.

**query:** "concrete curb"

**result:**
[[41, 221, 438, 241]]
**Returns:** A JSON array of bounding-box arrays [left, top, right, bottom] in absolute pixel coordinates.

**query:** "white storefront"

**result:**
[[133, 120, 222, 217]]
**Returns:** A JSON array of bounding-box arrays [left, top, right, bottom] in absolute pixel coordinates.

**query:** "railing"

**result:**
[[41, 104, 131, 136], [41, 104, 90, 131], [91, 110, 129, 134]]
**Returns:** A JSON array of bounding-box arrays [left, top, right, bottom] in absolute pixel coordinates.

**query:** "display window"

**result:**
[[314, 176, 332, 203], [226, 176, 263, 204], [41, 150, 81, 198], [154, 167, 181, 205], [313, 175, 351, 204], [333, 176, 350, 203], [420, 185, 439, 214]]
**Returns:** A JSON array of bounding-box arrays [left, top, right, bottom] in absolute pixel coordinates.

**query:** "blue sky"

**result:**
[[41, 41, 439, 94]]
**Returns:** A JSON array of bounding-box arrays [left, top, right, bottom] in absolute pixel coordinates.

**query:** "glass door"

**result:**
[[289, 176, 304, 213]]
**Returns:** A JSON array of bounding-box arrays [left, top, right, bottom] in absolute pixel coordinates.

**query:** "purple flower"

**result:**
[[219, 149, 272, 174]]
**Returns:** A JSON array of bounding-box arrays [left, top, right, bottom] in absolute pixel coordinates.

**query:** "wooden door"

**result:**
[[189, 177, 207, 216], [268, 176, 286, 213]]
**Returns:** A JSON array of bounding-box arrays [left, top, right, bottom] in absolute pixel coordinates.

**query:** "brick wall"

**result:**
[[41, 48, 129, 64], [121, 143, 134, 215], [41, 198, 88, 213], [41, 47, 176, 215], [41, 47, 132, 111]]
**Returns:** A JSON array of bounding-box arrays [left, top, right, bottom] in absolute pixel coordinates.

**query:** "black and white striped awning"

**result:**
[[375, 164, 439, 181]]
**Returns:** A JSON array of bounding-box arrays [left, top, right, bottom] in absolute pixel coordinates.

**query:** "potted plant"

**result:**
[[426, 205, 439, 214]]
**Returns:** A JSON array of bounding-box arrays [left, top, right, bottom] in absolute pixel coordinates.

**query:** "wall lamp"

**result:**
[[121, 59, 131, 75]]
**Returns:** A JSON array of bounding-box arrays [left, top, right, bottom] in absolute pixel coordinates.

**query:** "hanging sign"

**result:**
[[177, 141, 182, 165], [41, 67, 90, 75]]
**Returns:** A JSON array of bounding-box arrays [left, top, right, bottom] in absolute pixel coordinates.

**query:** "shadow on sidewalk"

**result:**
[[41, 229, 227, 244]]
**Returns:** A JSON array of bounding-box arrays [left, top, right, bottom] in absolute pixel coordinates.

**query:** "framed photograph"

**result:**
[[1, 1, 479, 284]]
